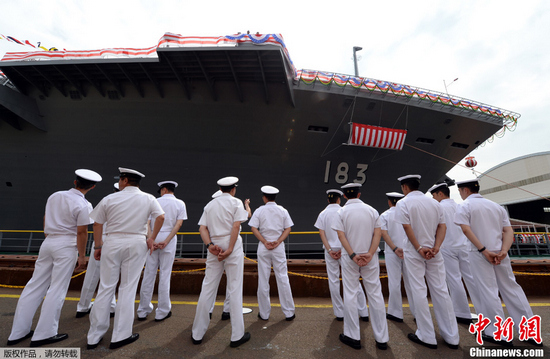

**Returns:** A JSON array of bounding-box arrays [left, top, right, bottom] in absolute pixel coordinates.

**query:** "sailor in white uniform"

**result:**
[[76, 182, 119, 318], [137, 181, 187, 321], [314, 189, 369, 322], [379, 192, 416, 322], [7, 169, 101, 347], [249, 185, 296, 321], [428, 182, 481, 324], [191, 177, 250, 348], [87, 168, 165, 350], [332, 183, 389, 351], [395, 174, 459, 350], [454, 179, 541, 347]]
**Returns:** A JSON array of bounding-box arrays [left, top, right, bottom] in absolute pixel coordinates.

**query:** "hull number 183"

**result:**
[[324, 161, 368, 185]]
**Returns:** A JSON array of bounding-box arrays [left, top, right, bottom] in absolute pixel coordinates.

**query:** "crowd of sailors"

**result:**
[[4, 168, 543, 351]]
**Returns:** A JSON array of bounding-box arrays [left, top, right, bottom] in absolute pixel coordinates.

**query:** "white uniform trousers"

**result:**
[[404, 251, 459, 346], [341, 254, 389, 343], [87, 234, 148, 344], [257, 242, 295, 319], [9, 236, 77, 341], [76, 254, 116, 313], [385, 249, 416, 319], [209, 282, 230, 313], [441, 247, 481, 319], [324, 250, 368, 318], [192, 236, 245, 342], [137, 232, 176, 320], [468, 252, 533, 337]]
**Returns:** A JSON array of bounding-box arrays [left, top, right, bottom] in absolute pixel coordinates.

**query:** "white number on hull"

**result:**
[[324, 161, 369, 185]]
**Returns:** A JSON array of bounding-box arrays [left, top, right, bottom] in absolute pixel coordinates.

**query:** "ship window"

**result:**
[[444, 118, 452, 124], [6, 182, 12, 187], [445, 135, 451, 139], [416, 137, 435, 144], [108, 91, 120, 100], [308, 126, 329, 133], [474, 140, 480, 145], [451, 142, 469, 149]]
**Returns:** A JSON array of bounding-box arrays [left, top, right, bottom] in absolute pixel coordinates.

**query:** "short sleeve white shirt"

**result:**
[[198, 193, 248, 238], [43, 188, 92, 236], [394, 190, 445, 251], [152, 194, 187, 232], [331, 198, 380, 255], [90, 186, 165, 236], [454, 194, 511, 251], [381, 207, 408, 250], [314, 204, 342, 250], [439, 198, 468, 249], [248, 202, 293, 241]]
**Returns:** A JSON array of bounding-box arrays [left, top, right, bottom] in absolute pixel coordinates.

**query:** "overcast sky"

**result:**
[[2, 0, 548, 201]]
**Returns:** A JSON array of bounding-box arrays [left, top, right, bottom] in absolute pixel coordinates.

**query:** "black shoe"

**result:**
[[407, 333, 437, 349], [109, 333, 139, 349], [258, 313, 268, 321], [30, 333, 68, 347], [221, 312, 230, 321], [76, 308, 91, 318], [191, 335, 202, 345], [230, 332, 251, 348], [376, 341, 388, 350], [339, 333, 361, 350], [285, 314, 296, 321], [7, 330, 34, 346], [456, 316, 472, 325], [110, 312, 115, 318], [209, 312, 212, 319], [386, 313, 403, 323], [155, 311, 172, 322], [336, 317, 344, 322], [137, 315, 147, 321], [360, 316, 369, 322], [482, 334, 514, 347], [87, 337, 103, 350], [526, 338, 543, 347], [444, 340, 459, 349]]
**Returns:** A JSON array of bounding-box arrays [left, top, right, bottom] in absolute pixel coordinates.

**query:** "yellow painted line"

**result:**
[[2, 294, 550, 308]]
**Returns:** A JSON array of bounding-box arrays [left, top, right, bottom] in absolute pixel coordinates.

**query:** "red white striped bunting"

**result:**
[[349, 123, 407, 150]]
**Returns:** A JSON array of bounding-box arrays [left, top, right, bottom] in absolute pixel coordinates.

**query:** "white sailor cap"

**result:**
[[158, 181, 178, 188], [341, 183, 362, 189], [113, 182, 119, 190], [456, 178, 479, 188], [385, 192, 404, 199], [397, 174, 421, 182], [118, 167, 145, 178], [75, 169, 102, 183], [326, 189, 343, 196], [427, 183, 447, 193], [261, 185, 279, 195], [212, 190, 223, 198], [217, 176, 239, 187]]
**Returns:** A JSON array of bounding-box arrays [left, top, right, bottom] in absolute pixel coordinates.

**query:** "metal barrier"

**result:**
[[2, 230, 549, 258]]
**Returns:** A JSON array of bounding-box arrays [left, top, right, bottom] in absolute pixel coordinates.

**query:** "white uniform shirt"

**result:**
[[439, 198, 469, 250], [454, 194, 511, 252], [380, 207, 408, 250], [43, 188, 92, 237], [314, 204, 342, 251], [90, 186, 164, 236], [331, 198, 380, 255], [151, 194, 187, 232], [198, 193, 248, 237], [394, 190, 445, 252], [249, 202, 293, 241]]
